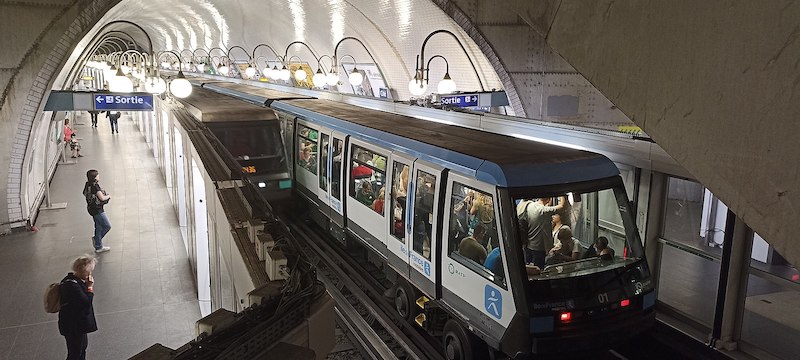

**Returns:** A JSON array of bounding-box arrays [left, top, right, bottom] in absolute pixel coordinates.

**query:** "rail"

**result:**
[[288, 220, 445, 360]]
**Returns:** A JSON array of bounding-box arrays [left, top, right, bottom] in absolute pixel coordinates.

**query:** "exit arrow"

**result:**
[[95, 95, 104, 103]]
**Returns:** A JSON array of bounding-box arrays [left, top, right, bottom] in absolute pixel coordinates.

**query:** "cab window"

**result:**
[[448, 182, 504, 286], [296, 125, 318, 174], [349, 145, 387, 215]]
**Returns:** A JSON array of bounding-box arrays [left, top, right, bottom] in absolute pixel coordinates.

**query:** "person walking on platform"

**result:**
[[83, 170, 111, 253], [88, 111, 99, 127], [59, 255, 98, 360], [106, 111, 121, 134]]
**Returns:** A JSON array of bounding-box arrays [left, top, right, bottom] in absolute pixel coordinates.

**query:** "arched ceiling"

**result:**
[[75, 0, 505, 101]]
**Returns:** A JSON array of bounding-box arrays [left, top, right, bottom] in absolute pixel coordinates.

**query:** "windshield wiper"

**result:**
[[589, 257, 645, 295]]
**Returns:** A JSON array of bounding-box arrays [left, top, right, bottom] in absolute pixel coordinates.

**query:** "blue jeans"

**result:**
[[92, 212, 111, 249]]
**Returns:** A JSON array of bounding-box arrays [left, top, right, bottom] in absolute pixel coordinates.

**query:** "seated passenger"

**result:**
[[549, 226, 581, 262], [356, 181, 375, 206], [372, 187, 385, 213], [545, 228, 578, 266], [584, 236, 615, 260], [484, 238, 504, 281], [458, 224, 488, 264]]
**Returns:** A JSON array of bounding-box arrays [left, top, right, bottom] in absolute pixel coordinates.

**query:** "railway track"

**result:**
[[288, 218, 445, 360]]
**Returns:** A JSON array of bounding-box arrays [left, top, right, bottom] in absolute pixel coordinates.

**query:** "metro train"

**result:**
[[191, 82, 656, 359], [172, 85, 292, 201]]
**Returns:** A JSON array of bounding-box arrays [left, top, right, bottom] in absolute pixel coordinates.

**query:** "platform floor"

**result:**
[[0, 114, 200, 359]]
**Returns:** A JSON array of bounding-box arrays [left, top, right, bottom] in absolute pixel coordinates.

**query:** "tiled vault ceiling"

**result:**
[[81, 0, 504, 99]]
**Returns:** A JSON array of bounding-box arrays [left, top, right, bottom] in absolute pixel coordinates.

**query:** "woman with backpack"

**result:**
[[59, 255, 98, 360], [83, 169, 111, 253]]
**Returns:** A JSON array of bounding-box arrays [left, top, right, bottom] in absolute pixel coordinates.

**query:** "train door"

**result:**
[[440, 174, 515, 335], [345, 139, 389, 255], [385, 153, 414, 276], [406, 160, 444, 297], [315, 127, 333, 219], [294, 120, 320, 204], [328, 132, 346, 227]]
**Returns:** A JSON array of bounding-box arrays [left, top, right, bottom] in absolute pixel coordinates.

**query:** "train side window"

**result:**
[[412, 170, 436, 260], [296, 125, 318, 174], [390, 161, 409, 242], [349, 145, 387, 215], [448, 182, 504, 285], [331, 138, 343, 200], [319, 133, 329, 190]]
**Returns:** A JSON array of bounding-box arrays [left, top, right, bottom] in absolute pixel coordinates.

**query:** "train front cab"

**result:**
[[496, 178, 657, 356]]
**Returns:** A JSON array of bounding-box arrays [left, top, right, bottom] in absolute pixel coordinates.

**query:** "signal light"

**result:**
[[560, 312, 572, 321], [620, 299, 630, 307]]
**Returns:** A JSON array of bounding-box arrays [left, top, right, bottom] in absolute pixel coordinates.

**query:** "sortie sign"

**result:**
[[93, 93, 154, 111]]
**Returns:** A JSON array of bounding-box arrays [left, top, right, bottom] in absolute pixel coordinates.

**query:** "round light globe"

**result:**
[[437, 78, 457, 94], [279, 68, 291, 81], [408, 79, 427, 96], [312, 72, 326, 88], [170, 78, 192, 98], [348, 71, 363, 86], [326, 73, 339, 86], [245, 66, 256, 78], [197, 63, 206, 72], [120, 65, 130, 75], [294, 70, 307, 81], [218, 66, 229, 76], [154, 78, 167, 94]]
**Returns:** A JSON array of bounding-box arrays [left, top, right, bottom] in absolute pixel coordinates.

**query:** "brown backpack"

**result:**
[[44, 279, 77, 313]]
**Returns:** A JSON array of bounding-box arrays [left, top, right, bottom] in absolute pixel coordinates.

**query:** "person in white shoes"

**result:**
[[82, 170, 111, 253]]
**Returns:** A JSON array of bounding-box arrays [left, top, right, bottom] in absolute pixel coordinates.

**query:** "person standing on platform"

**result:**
[[83, 170, 111, 253], [106, 111, 120, 134], [88, 111, 99, 127], [59, 255, 98, 360]]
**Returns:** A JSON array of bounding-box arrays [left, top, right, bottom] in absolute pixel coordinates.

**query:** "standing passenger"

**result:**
[[59, 255, 98, 360], [518, 196, 566, 268], [88, 111, 99, 127], [83, 170, 111, 253]]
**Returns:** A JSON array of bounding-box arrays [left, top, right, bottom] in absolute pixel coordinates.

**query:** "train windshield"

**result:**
[[512, 185, 650, 302], [208, 122, 286, 175]]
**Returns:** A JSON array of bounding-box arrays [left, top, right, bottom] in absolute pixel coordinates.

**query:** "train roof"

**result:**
[[199, 81, 314, 105], [272, 99, 620, 188], [176, 86, 277, 123]]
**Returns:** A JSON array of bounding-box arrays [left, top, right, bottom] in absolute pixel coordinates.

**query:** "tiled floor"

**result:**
[[0, 114, 200, 359]]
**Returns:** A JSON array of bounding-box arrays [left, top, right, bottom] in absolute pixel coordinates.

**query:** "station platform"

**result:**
[[0, 113, 200, 358]]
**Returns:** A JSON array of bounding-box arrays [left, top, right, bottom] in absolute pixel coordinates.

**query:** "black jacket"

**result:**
[[58, 273, 98, 336]]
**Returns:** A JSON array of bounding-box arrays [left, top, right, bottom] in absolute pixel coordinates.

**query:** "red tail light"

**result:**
[[620, 299, 630, 307], [560, 312, 572, 321]]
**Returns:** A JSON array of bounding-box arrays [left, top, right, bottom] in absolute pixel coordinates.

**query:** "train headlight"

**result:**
[[258, 182, 266, 188]]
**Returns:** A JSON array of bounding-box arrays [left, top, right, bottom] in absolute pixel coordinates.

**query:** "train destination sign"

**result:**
[[93, 93, 154, 111]]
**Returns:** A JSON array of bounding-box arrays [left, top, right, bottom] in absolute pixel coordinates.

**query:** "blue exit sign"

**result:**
[[441, 94, 479, 107], [93, 93, 153, 111]]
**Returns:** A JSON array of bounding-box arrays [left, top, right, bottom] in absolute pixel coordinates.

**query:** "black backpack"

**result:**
[[517, 200, 533, 237], [83, 184, 104, 207]]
